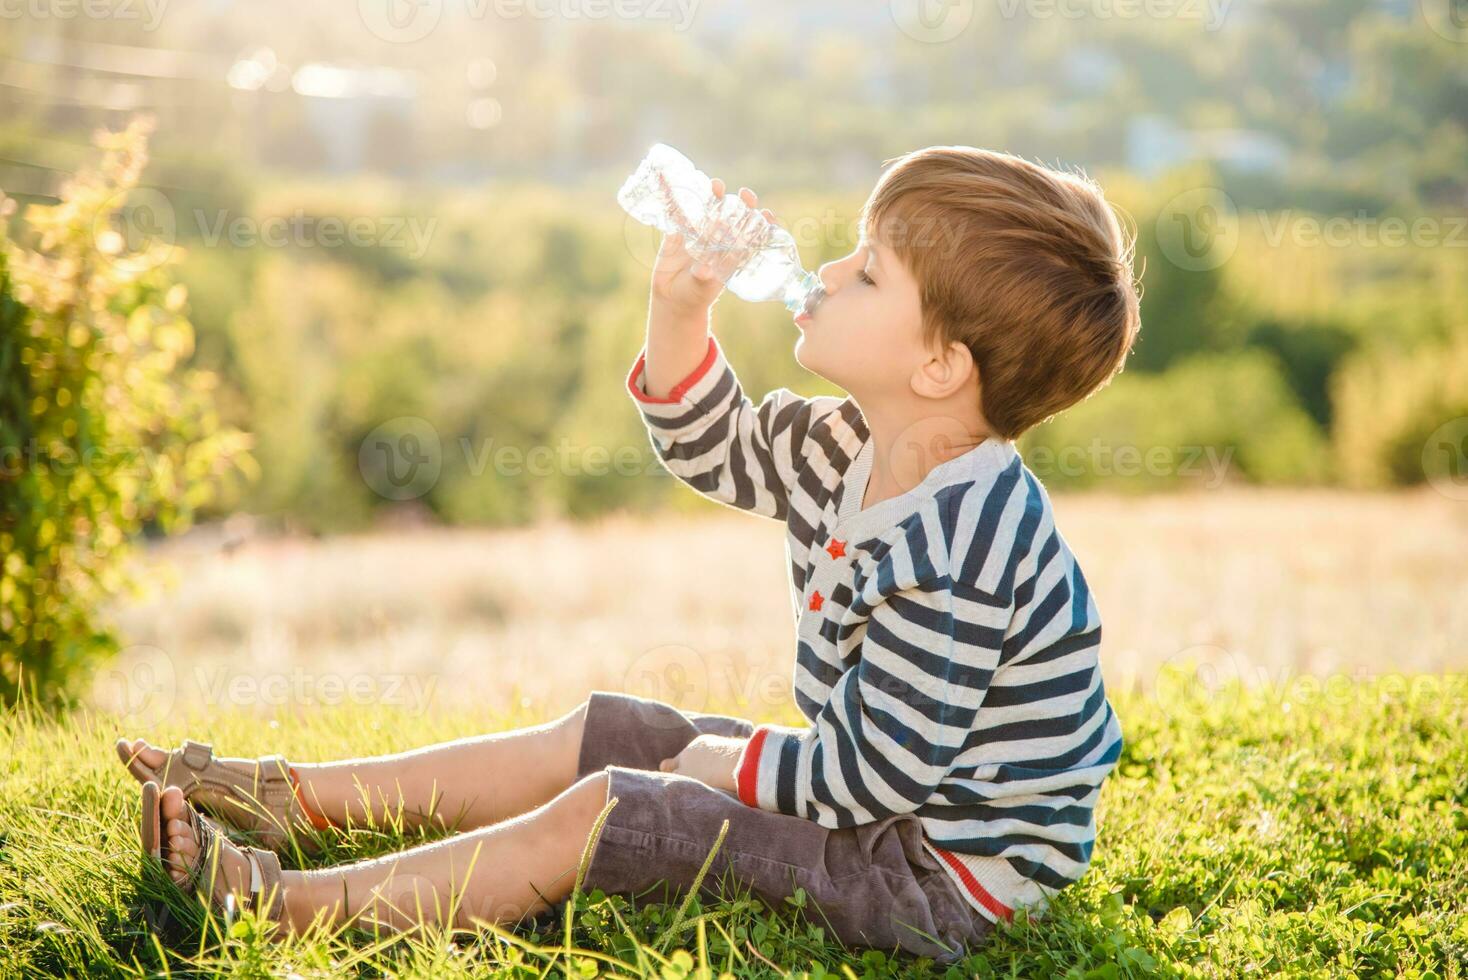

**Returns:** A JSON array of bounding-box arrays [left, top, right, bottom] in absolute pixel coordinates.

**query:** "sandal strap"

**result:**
[[187, 809, 285, 923], [158, 743, 302, 841], [183, 808, 221, 898], [243, 846, 286, 922], [180, 740, 214, 771]]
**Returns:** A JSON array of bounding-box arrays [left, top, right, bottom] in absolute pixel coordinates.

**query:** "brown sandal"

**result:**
[[140, 780, 286, 929], [119, 739, 326, 850]]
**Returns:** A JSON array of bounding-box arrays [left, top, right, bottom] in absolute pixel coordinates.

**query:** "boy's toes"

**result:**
[[160, 789, 198, 883], [166, 833, 195, 882], [160, 785, 188, 819], [116, 738, 168, 780]]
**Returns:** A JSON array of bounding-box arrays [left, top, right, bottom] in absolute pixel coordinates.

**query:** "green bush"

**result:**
[[1333, 328, 1468, 488], [0, 120, 252, 703], [1022, 349, 1331, 490]]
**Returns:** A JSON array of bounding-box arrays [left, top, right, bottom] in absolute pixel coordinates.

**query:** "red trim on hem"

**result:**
[[735, 727, 769, 808], [288, 766, 333, 831], [626, 336, 719, 405], [931, 845, 1015, 923]]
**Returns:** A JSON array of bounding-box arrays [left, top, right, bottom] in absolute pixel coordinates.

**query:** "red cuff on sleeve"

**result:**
[[735, 727, 769, 808], [626, 335, 719, 405]]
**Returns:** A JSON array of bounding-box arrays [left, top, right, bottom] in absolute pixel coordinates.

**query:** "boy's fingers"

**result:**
[[710, 176, 724, 198], [659, 757, 677, 772]]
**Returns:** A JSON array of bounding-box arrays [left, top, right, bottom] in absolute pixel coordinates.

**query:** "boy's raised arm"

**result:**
[[629, 182, 842, 521]]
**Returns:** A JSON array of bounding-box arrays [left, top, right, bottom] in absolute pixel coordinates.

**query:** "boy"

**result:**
[[122, 145, 1139, 963]]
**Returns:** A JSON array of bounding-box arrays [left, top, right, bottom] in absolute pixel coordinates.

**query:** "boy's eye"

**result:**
[[857, 270, 875, 285]]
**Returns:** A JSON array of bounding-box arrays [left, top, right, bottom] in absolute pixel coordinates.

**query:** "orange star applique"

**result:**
[[826, 538, 847, 560], [809, 590, 825, 612]]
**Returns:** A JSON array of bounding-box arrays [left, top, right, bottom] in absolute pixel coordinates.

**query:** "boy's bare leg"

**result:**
[[157, 772, 612, 935], [125, 702, 588, 834], [288, 771, 612, 933], [290, 704, 588, 831]]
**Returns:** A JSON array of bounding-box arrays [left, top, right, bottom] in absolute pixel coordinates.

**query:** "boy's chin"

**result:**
[[793, 339, 853, 392], [793, 335, 825, 377]]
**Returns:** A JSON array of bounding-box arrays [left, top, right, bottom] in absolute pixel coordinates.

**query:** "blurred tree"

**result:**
[[0, 120, 252, 703], [1245, 318, 1358, 428]]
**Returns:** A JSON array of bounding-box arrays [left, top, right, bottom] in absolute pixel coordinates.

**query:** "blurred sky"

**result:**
[[2, 0, 1461, 207]]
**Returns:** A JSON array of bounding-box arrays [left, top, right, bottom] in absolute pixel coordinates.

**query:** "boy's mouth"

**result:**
[[797, 283, 826, 319]]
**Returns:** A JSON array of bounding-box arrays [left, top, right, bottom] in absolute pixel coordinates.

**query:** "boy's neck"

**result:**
[[857, 397, 998, 508]]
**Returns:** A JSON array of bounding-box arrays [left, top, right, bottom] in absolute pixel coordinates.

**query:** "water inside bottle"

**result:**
[[619, 142, 826, 315]]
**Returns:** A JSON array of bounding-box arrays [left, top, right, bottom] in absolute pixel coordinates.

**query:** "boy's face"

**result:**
[[793, 224, 929, 403]]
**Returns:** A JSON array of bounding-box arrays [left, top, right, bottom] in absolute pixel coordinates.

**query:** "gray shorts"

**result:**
[[575, 691, 994, 962]]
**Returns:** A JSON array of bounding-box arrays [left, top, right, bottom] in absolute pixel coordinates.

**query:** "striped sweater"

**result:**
[[625, 334, 1124, 925]]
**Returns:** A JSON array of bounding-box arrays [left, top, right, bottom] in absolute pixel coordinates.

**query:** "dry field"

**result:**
[[98, 487, 1468, 726]]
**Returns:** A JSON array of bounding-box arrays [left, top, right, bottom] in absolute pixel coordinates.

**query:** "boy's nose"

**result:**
[[815, 261, 839, 295]]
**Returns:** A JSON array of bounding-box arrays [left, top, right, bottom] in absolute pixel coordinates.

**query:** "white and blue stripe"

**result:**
[[627, 334, 1124, 924]]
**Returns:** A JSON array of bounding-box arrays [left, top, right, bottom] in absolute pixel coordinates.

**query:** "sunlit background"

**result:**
[[2, 0, 1466, 716]]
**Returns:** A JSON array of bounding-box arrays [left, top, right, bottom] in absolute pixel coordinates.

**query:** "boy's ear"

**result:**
[[910, 340, 977, 400]]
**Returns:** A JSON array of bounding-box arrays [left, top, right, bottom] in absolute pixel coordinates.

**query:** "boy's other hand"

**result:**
[[650, 179, 775, 322], [659, 733, 747, 793]]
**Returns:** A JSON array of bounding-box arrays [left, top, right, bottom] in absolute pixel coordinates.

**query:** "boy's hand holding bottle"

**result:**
[[641, 180, 775, 399], [649, 179, 775, 323]]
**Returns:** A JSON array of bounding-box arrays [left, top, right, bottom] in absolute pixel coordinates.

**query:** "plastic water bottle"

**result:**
[[618, 143, 826, 317]]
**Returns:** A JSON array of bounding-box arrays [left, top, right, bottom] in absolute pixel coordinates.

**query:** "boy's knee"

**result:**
[[567, 700, 589, 740], [551, 700, 590, 767], [552, 770, 611, 835]]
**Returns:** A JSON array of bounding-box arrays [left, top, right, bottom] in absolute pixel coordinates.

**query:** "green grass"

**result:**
[[2, 675, 1466, 978]]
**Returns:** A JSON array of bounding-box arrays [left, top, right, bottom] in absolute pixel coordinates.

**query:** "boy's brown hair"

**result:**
[[861, 146, 1141, 439]]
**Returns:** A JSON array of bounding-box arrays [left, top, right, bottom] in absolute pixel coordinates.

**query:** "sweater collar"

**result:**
[[835, 434, 1018, 540]]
